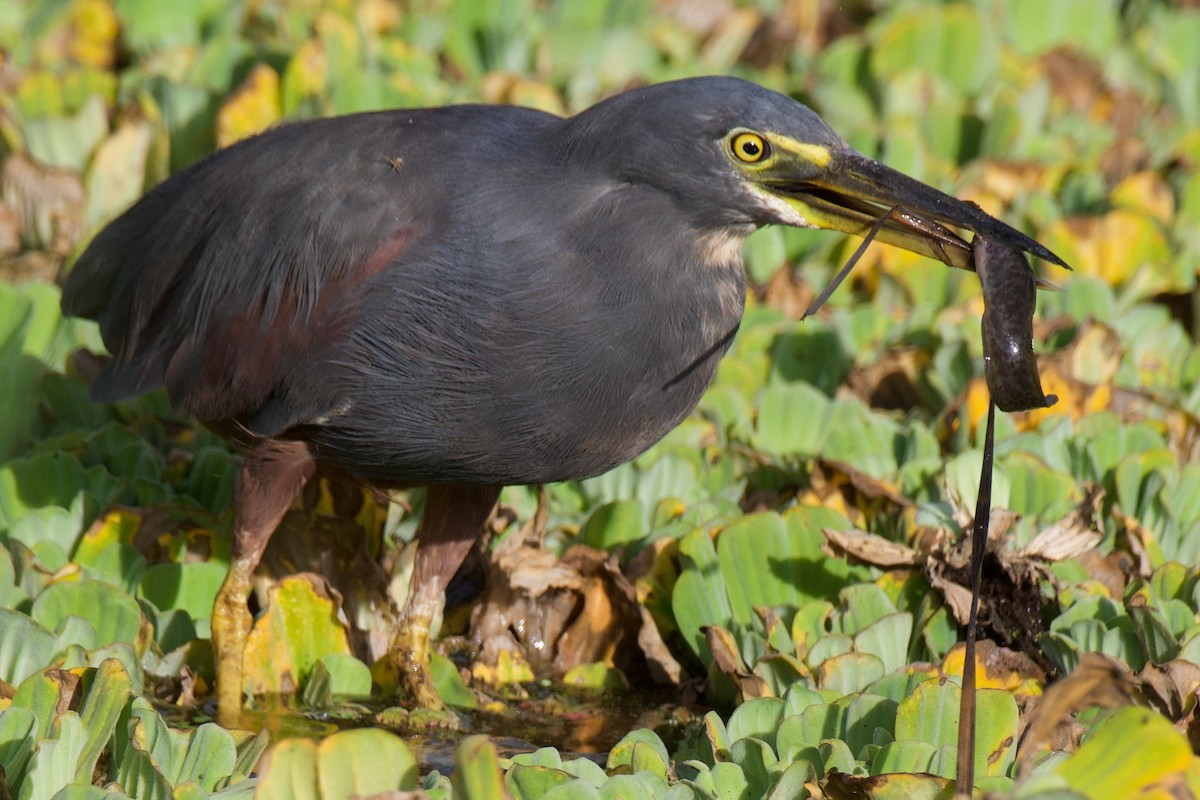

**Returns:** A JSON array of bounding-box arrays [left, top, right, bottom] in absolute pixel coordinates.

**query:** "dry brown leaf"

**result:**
[[923, 513, 1049, 673], [637, 605, 684, 684], [0, 200, 19, 256], [829, 459, 912, 507], [759, 264, 814, 320], [502, 545, 585, 597], [1113, 505, 1156, 579], [823, 769, 953, 800], [1017, 653, 1138, 777], [1019, 484, 1104, 562], [821, 527, 923, 569], [657, 0, 737, 36], [1138, 660, 1200, 723], [705, 624, 771, 701], [928, 567, 975, 624], [844, 346, 934, 412], [44, 669, 83, 716], [470, 542, 678, 686], [2, 152, 85, 254]]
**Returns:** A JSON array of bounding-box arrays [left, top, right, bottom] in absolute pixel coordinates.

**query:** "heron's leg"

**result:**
[[391, 484, 501, 708], [213, 440, 315, 727]]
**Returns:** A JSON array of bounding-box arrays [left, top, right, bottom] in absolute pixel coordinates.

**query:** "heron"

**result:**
[[61, 76, 1065, 723]]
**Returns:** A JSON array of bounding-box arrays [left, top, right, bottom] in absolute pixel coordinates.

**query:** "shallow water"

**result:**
[[177, 683, 698, 775]]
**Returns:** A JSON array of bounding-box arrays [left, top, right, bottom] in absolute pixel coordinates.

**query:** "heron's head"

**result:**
[[560, 76, 1066, 271]]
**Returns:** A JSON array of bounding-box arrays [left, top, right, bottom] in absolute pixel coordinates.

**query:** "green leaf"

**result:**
[[22, 95, 109, 172], [767, 760, 815, 800], [630, 740, 669, 780], [778, 698, 848, 757], [183, 447, 237, 514], [1127, 603, 1181, 664], [703, 710, 730, 761], [0, 707, 38, 792], [607, 729, 669, 774], [226, 729, 269, 787], [138, 561, 226, 623], [74, 659, 133, 784], [111, 0, 205, 53], [32, 579, 143, 650], [710, 762, 750, 800], [836, 584, 899, 636], [744, 226, 787, 284], [0, 347, 44, 464], [541, 781, 602, 800], [579, 499, 646, 550], [599, 772, 671, 799], [20, 712, 87, 800], [176, 724, 238, 792], [817, 652, 887, 696], [853, 613, 914, 675], [843, 694, 899, 757], [252, 738, 319, 800], [49, 786, 133, 800], [819, 737, 857, 776], [871, 3, 998, 96], [242, 575, 352, 696], [806, 634, 857, 673], [510, 747, 564, 769], [561, 756, 608, 788], [301, 653, 373, 708], [119, 701, 183, 789], [672, 528, 734, 666], [894, 679, 959, 751], [726, 697, 784, 752], [752, 382, 831, 456], [316, 729, 418, 797], [431, 652, 478, 710], [452, 736, 506, 800], [0, 610, 57, 685], [0, 452, 87, 531], [894, 680, 1018, 778], [871, 739, 937, 775], [506, 764, 575, 799], [1005, 0, 1119, 56], [77, 542, 147, 596], [12, 670, 67, 743], [821, 398, 903, 479], [729, 737, 777, 796], [716, 508, 860, 631], [1057, 707, 1192, 798]]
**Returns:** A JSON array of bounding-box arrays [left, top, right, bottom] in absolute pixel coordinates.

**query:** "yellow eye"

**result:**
[[731, 132, 769, 163]]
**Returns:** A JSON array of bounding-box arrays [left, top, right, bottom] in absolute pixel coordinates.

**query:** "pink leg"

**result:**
[[391, 484, 500, 708], [212, 439, 315, 727]]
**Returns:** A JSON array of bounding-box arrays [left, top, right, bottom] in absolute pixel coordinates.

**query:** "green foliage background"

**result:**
[[3, 0, 1200, 798]]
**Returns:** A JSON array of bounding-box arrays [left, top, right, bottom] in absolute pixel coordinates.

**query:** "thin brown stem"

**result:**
[[955, 399, 996, 799], [803, 206, 901, 319]]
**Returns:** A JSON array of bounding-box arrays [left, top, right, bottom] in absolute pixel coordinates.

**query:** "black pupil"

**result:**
[[741, 138, 760, 157]]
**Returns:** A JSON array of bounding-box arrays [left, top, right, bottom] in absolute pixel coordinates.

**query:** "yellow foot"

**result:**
[[389, 616, 445, 710], [211, 556, 254, 728]]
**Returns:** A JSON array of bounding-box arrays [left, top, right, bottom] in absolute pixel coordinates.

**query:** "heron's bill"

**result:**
[[765, 150, 1068, 272]]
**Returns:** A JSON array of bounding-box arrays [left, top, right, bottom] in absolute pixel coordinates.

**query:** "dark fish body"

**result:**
[[973, 234, 1056, 412]]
